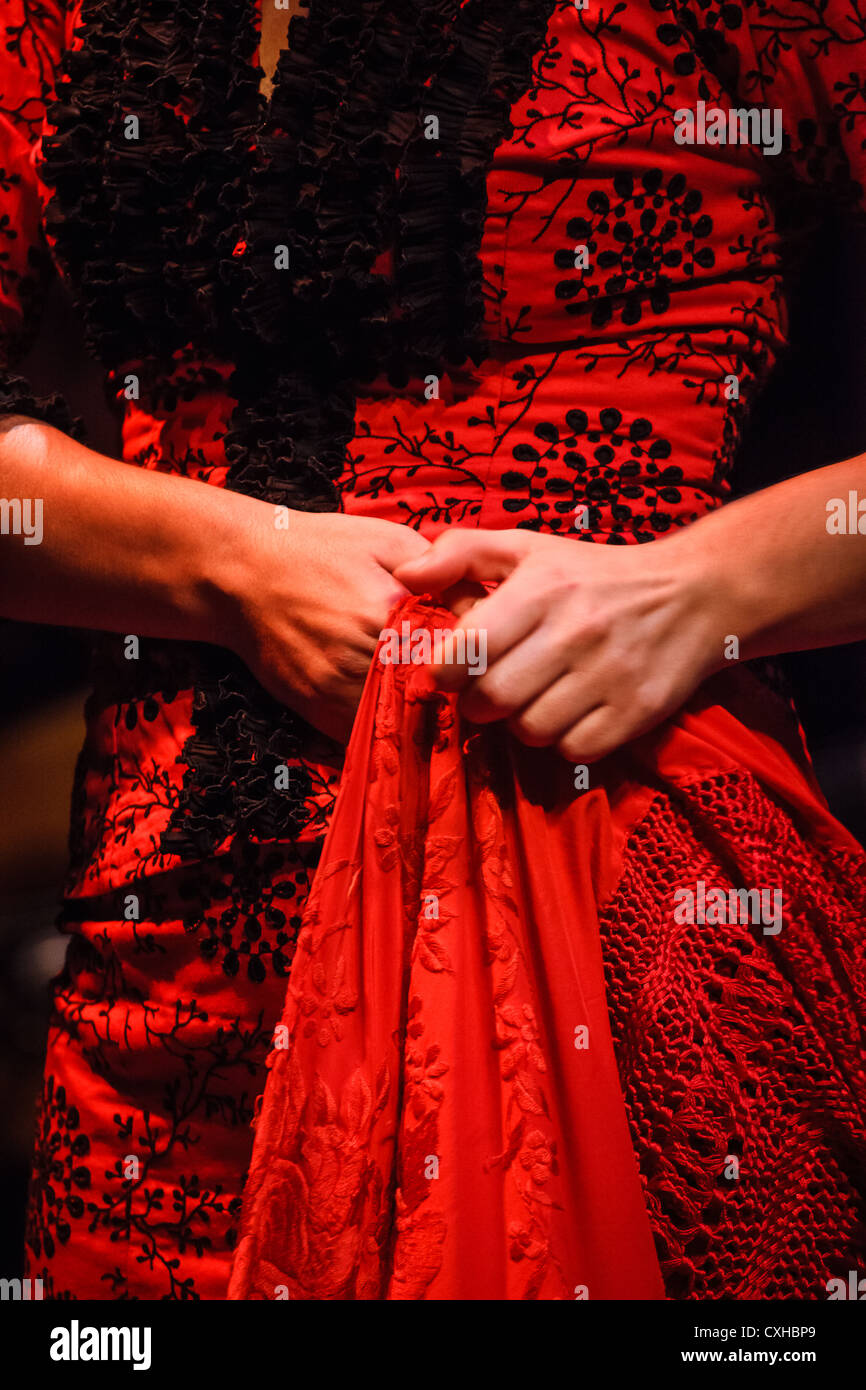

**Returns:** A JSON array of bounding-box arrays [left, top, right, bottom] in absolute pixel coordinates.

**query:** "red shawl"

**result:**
[[228, 597, 664, 1300]]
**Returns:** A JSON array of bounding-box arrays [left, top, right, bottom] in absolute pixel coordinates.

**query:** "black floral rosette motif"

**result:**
[[500, 404, 686, 540], [554, 169, 716, 328], [178, 842, 319, 982]]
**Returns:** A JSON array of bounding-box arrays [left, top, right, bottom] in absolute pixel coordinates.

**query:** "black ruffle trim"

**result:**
[[392, 0, 558, 378], [160, 370, 352, 858], [160, 647, 322, 860], [0, 371, 81, 437], [39, 0, 557, 861]]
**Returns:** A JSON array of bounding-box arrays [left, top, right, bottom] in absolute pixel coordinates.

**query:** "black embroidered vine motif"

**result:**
[[26, 1011, 262, 1300], [1, 0, 62, 139], [554, 169, 716, 328], [25, 820, 339, 1297], [657, 0, 866, 208], [36, 0, 557, 860]]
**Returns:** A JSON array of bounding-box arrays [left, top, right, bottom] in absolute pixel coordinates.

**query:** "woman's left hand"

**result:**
[[393, 526, 730, 762]]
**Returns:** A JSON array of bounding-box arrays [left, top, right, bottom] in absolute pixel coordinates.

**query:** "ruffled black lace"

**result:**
[[39, 0, 557, 858], [0, 373, 80, 436]]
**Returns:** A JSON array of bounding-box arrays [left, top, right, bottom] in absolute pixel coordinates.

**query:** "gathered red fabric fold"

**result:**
[[227, 596, 665, 1300]]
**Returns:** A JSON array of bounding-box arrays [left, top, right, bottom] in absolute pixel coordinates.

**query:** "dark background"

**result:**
[[2, 216, 866, 1280]]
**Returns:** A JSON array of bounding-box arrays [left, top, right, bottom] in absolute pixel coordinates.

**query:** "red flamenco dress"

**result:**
[[1, 0, 864, 1299]]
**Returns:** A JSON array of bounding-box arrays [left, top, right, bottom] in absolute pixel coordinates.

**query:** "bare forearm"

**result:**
[[673, 453, 866, 663], [0, 418, 253, 643], [0, 418, 433, 743]]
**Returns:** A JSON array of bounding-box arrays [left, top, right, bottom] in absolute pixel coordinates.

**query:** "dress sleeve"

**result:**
[[0, 0, 76, 430]]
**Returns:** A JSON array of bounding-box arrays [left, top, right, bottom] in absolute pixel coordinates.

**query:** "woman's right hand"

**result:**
[[0, 419, 431, 744], [223, 508, 431, 744], [0, 422, 428, 746]]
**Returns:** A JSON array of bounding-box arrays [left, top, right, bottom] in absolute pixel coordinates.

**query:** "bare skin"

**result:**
[[258, 0, 305, 99], [3, 11, 865, 762], [394, 453, 866, 762], [0, 419, 429, 743], [4, 417, 866, 762], [0, 4, 430, 747]]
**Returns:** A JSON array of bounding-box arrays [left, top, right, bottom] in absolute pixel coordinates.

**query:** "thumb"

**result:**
[[393, 528, 529, 594]]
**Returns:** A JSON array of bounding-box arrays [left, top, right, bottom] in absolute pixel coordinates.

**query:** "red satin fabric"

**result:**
[[228, 597, 666, 1300]]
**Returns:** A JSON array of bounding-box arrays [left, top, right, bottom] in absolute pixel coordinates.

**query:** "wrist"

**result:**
[[185, 486, 265, 651], [197, 490, 309, 656], [661, 510, 755, 676]]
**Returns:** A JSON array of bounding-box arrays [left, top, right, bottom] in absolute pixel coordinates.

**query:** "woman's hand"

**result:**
[[394, 527, 728, 762], [0, 422, 431, 745], [224, 509, 431, 743]]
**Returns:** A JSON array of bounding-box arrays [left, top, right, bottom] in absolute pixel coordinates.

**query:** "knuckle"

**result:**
[[539, 565, 579, 604], [432, 529, 463, 557], [629, 683, 661, 723], [309, 657, 336, 697], [334, 646, 372, 683], [558, 725, 609, 763], [473, 671, 514, 713], [510, 713, 555, 747], [574, 615, 606, 647], [556, 731, 583, 761], [313, 648, 367, 695]]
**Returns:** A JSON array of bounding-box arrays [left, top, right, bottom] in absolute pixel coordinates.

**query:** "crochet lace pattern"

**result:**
[[598, 770, 866, 1298]]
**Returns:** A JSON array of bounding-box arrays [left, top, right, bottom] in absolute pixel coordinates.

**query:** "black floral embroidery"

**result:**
[[554, 170, 716, 327], [1, 0, 62, 138], [499, 404, 688, 540], [26, 1077, 92, 1265], [177, 840, 324, 983], [7, 0, 866, 1303], [651, 0, 744, 87], [26, 998, 276, 1299]]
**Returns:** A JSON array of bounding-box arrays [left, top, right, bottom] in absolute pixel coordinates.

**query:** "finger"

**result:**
[[364, 573, 414, 632], [373, 523, 432, 572], [505, 672, 600, 746], [392, 528, 530, 593], [440, 579, 488, 617], [458, 624, 571, 723], [556, 705, 626, 764], [428, 571, 551, 690]]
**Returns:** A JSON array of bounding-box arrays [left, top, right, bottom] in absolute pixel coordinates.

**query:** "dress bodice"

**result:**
[[1, 0, 865, 887]]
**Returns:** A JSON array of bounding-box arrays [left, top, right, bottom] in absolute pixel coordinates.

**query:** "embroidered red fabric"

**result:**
[[227, 598, 664, 1300], [227, 600, 866, 1300], [9, 0, 866, 1299]]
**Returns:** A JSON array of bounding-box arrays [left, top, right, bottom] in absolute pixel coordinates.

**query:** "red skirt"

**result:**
[[227, 598, 866, 1301]]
